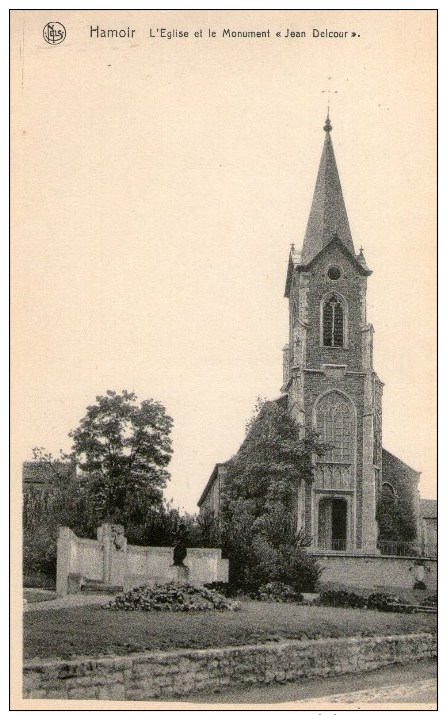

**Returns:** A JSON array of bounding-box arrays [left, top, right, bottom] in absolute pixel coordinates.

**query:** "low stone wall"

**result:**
[[57, 524, 229, 596], [316, 553, 437, 590], [23, 633, 436, 700]]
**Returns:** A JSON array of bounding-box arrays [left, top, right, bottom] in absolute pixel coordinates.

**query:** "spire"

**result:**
[[301, 117, 355, 264]]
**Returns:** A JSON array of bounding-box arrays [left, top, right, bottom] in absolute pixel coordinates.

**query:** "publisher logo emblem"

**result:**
[[43, 22, 66, 45]]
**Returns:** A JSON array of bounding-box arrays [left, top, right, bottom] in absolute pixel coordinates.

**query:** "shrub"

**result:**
[[413, 580, 427, 590], [421, 594, 437, 607], [367, 592, 409, 612], [320, 590, 368, 609], [241, 536, 322, 594], [319, 589, 411, 613], [203, 581, 235, 597], [23, 525, 58, 580], [377, 487, 418, 543], [256, 582, 303, 603], [102, 582, 241, 612], [23, 571, 56, 589]]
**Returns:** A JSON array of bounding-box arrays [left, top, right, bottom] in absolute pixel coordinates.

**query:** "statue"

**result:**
[[172, 525, 188, 566]]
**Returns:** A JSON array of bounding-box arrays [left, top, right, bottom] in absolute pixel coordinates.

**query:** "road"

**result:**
[[179, 658, 437, 706]]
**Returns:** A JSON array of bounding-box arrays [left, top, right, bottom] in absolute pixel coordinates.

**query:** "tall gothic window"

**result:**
[[316, 392, 353, 463], [322, 294, 344, 347]]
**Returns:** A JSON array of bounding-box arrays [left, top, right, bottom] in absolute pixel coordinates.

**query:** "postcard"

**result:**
[[10, 9, 437, 711]]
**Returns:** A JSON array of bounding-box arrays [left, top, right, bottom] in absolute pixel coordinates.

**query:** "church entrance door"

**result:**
[[318, 498, 347, 550]]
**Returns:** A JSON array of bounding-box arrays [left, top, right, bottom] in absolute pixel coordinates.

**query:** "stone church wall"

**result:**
[[379, 449, 420, 542], [317, 553, 436, 590]]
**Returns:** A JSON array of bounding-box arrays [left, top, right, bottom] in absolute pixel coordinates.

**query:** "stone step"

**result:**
[[80, 581, 123, 594]]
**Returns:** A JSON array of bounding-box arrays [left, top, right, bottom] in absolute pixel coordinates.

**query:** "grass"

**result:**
[[23, 600, 436, 661], [24, 589, 57, 604]]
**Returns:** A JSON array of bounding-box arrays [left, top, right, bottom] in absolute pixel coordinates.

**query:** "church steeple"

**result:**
[[301, 115, 355, 264]]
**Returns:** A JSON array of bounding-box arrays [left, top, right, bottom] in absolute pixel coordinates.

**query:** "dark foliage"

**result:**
[[320, 590, 368, 609], [219, 398, 325, 594], [413, 580, 427, 590], [23, 451, 91, 578], [421, 594, 437, 606], [320, 589, 412, 613], [377, 494, 417, 543], [102, 582, 241, 612], [256, 582, 303, 603], [203, 581, 236, 597], [70, 390, 173, 526], [23, 391, 175, 579]]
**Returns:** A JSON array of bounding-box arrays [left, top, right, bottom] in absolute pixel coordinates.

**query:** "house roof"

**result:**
[[197, 463, 226, 507], [23, 461, 55, 484], [23, 460, 76, 485], [382, 448, 421, 481]]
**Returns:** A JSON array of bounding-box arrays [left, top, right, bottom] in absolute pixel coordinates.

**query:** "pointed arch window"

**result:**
[[322, 294, 344, 347], [316, 392, 353, 463], [381, 482, 397, 501]]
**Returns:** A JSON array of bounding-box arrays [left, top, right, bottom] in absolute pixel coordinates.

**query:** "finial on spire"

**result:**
[[321, 78, 338, 127]]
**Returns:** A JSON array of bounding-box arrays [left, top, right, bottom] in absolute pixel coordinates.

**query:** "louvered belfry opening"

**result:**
[[323, 294, 344, 347]]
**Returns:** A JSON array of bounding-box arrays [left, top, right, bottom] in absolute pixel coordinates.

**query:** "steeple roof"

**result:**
[[301, 115, 355, 264]]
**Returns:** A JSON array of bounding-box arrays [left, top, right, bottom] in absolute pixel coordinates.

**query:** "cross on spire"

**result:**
[[321, 77, 338, 118]]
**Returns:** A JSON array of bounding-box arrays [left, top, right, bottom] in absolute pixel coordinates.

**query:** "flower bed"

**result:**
[[102, 581, 241, 612], [256, 581, 303, 603], [319, 590, 416, 613], [204, 580, 304, 603]]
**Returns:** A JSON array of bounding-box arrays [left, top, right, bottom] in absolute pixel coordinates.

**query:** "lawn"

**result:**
[[24, 589, 57, 604], [23, 601, 436, 660]]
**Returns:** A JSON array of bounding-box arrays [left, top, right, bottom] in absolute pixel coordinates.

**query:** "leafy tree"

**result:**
[[176, 510, 222, 548], [220, 398, 326, 593], [69, 390, 173, 528], [23, 391, 174, 582], [377, 495, 417, 543], [125, 508, 222, 550], [23, 449, 91, 580]]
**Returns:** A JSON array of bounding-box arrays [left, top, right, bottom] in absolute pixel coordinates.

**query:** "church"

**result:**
[[198, 115, 424, 556]]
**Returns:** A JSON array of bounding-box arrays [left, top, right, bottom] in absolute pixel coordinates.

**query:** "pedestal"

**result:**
[[169, 565, 190, 583]]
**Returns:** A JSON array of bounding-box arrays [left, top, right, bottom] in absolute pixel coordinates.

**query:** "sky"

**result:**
[[11, 9, 436, 513]]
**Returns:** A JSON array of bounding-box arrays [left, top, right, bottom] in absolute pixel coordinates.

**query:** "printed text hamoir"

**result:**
[[89, 26, 360, 40]]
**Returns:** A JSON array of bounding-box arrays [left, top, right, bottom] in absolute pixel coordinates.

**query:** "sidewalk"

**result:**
[[24, 591, 113, 612]]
